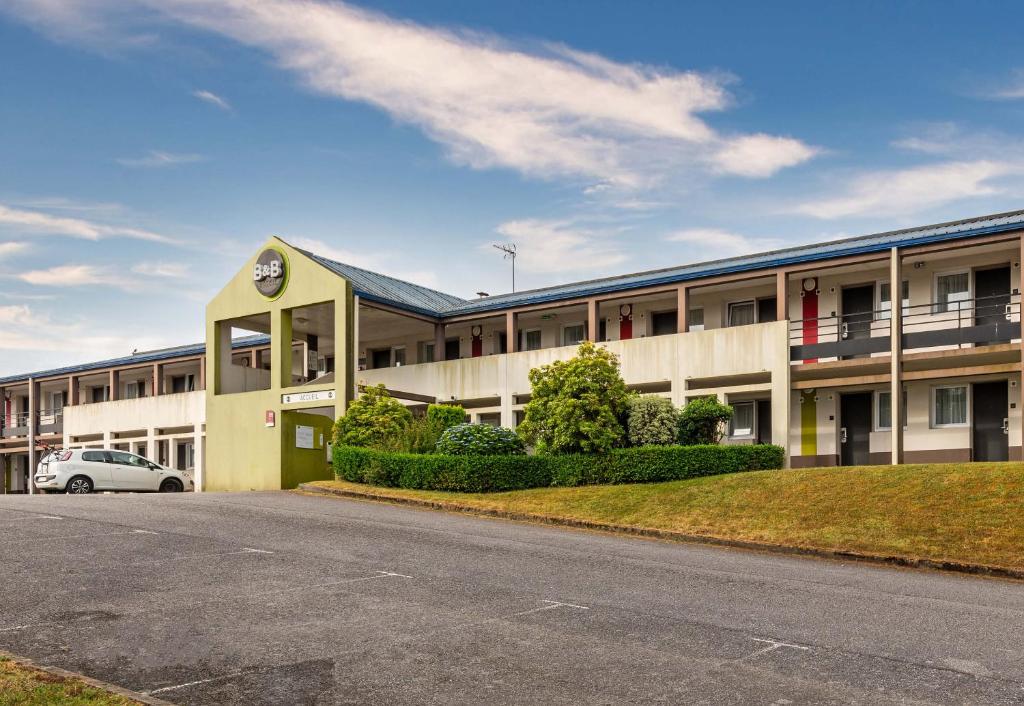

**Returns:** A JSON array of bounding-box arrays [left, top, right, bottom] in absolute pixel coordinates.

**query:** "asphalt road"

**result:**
[[0, 491, 1022, 705]]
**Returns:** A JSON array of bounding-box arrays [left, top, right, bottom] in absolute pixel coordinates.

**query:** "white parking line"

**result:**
[[3, 529, 160, 544], [147, 671, 248, 695], [741, 637, 810, 660], [2, 514, 63, 521], [503, 600, 591, 619]]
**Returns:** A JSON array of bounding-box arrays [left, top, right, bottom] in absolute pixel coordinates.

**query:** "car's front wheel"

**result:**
[[159, 479, 183, 493], [66, 476, 93, 494]]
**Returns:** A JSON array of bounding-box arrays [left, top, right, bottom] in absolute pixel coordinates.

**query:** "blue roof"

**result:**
[[0, 335, 268, 385], [303, 208, 1024, 318]]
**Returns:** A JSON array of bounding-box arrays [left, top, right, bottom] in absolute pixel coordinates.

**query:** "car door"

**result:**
[[78, 451, 115, 490], [109, 451, 157, 490]]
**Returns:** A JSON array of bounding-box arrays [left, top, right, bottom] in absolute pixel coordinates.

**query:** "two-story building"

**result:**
[[6, 208, 1024, 492]]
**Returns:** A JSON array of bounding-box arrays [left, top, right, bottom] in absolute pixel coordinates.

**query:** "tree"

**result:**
[[626, 396, 679, 447], [677, 396, 733, 445], [426, 404, 466, 433], [332, 384, 412, 449], [517, 341, 633, 454]]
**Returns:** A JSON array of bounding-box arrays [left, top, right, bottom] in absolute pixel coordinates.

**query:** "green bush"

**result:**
[[334, 443, 784, 493], [678, 397, 733, 445], [436, 423, 525, 456], [383, 415, 442, 454], [427, 404, 466, 432], [332, 384, 412, 449], [626, 396, 679, 447], [517, 341, 633, 455]]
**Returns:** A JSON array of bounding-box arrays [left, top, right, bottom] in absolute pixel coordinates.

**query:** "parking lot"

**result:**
[[1, 491, 1023, 704]]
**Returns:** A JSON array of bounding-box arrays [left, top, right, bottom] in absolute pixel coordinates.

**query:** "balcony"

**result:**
[[789, 294, 1021, 363], [0, 410, 63, 438]]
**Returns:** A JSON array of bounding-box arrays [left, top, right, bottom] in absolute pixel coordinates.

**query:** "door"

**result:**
[[756, 400, 772, 444], [972, 381, 1008, 462], [841, 285, 875, 359], [840, 393, 872, 466], [974, 266, 1010, 343], [109, 451, 159, 490], [78, 451, 115, 490]]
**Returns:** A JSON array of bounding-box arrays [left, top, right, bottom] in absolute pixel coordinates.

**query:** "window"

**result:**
[[651, 310, 678, 336], [497, 332, 507, 354], [111, 451, 148, 467], [875, 390, 908, 430], [878, 281, 910, 319], [421, 341, 435, 363], [90, 386, 110, 403], [392, 347, 406, 367], [757, 297, 777, 323], [523, 329, 542, 351], [728, 301, 756, 327], [935, 272, 969, 313], [171, 375, 195, 393], [371, 349, 391, 369], [933, 385, 968, 427], [126, 381, 145, 399], [689, 308, 705, 332], [562, 323, 586, 346], [82, 451, 112, 463], [730, 402, 755, 437]]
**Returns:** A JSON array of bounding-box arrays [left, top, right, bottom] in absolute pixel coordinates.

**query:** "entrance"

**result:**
[[840, 392, 872, 466], [840, 285, 874, 359], [972, 381, 1008, 462], [974, 266, 1011, 345], [756, 400, 772, 444]]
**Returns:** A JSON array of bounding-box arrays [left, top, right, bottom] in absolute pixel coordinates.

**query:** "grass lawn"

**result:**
[[0, 656, 139, 706], [309, 462, 1024, 572]]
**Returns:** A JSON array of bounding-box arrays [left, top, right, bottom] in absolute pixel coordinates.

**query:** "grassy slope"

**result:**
[[0, 657, 137, 705], [310, 462, 1024, 571]]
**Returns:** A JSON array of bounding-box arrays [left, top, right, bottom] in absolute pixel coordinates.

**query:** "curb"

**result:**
[[297, 483, 1024, 582], [0, 650, 176, 706]]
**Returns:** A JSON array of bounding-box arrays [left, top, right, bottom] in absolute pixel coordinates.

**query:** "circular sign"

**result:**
[[253, 247, 288, 299]]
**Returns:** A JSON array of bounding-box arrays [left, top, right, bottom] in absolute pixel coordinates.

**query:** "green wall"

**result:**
[[281, 411, 334, 488]]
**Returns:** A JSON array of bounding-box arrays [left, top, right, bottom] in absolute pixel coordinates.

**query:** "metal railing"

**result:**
[[1, 409, 64, 436], [789, 309, 892, 362]]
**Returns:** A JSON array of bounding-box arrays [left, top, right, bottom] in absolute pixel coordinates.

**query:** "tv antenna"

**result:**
[[493, 243, 518, 292]]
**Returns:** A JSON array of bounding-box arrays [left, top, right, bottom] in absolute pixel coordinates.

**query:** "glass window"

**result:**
[[562, 324, 585, 346], [936, 273, 969, 313], [371, 349, 391, 369], [392, 347, 406, 367], [82, 451, 112, 463], [876, 390, 908, 430], [421, 342, 435, 363], [689, 308, 705, 332], [728, 301, 756, 327], [934, 386, 968, 426], [524, 329, 542, 351], [878, 281, 910, 319], [730, 401, 755, 437]]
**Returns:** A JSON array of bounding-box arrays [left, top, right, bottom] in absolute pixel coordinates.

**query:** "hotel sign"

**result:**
[[253, 247, 288, 299], [281, 389, 336, 404]]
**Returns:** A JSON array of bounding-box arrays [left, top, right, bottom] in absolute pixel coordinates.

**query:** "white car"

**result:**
[[34, 449, 193, 494]]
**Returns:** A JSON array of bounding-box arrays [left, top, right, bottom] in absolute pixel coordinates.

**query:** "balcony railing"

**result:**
[[1, 409, 64, 437], [789, 293, 1021, 362]]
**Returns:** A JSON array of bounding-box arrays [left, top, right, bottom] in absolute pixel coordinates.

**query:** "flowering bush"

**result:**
[[435, 423, 525, 456]]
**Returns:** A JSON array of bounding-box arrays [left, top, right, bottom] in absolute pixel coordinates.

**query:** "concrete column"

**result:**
[[776, 271, 789, 321], [587, 299, 598, 342], [250, 349, 258, 368], [145, 428, 157, 464], [434, 322, 446, 362], [771, 327, 792, 468], [272, 308, 293, 390], [198, 357, 206, 391], [27, 378, 36, 494], [677, 286, 689, 334], [193, 424, 204, 492], [506, 311, 518, 353], [152, 364, 162, 397], [213, 321, 232, 395], [67, 376, 78, 406], [108, 370, 119, 401], [352, 295, 360, 384], [890, 247, 903, 465]]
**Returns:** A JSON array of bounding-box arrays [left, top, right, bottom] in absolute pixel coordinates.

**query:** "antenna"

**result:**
[[493, 243, 517, 292]]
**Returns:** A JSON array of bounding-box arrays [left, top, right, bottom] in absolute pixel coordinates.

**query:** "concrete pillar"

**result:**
[[352, 295, 360, 386], [587, 299, 598, 342], [67, 376, 79, 406], [272, 308, 293, 389], [677, 286, 689, 334], [250, 349, 258, 368], [890, 247, 903, 465], [771, 326, 792, 468], [776, 271, 789, 321], [152, 364, 162, 396], [506, 311, 518, 353], [198, 357, 206, 391], [109, 370, 119, 401], [193, 424, 204, 492], [27, 377, 36, 494], [434, 322, 446, 362], [145, 428, 157, 464], [213, 321, 232, 395]]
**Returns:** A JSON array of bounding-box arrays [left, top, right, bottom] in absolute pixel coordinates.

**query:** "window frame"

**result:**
[[729, 400, 756, 439], [933, 269, 971, 314], [727, 300, 757, 328], [391, 346, 406, 367], [561, 322, 586, 347], [650, 309, 678, 337], [931, 384, 970, 428], [688, 307, 705, 332], [874, 389, 908, 431], [523, 328, 542, 351], [876, 279, 910, 320]]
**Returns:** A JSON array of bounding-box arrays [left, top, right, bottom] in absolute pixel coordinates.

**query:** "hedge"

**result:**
[[333, 443, 784, 493]]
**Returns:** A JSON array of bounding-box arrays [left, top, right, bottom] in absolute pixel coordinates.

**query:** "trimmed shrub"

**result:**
[[626, 396, 679, 447], [334, 443, 785, 493], [384, 415, 443, 454], [678, 397, 733, 446], [332, 384, 412, 449], [427, 404, 467, 433], [517, 341, 633, 455], [436, 423, 525, 456]]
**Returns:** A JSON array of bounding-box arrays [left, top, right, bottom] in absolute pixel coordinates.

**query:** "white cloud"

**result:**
[[664, 228, 784, 258], [0, 202, 174, 243], [131, 262, 189, 278], [288, 236, 441, 289], [2, 0, 816, 189], [493, 218, 627, 275], [791, 160, 1016, 219], [18, 264, 144, 291], [192, 88, 231, 111], [980, 68, 1024, 100], [116, 150, 206, 168], [0, 241, 30, 257]]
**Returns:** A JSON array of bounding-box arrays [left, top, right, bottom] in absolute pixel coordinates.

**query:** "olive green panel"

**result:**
[[280, 411, 334, 489], [205, 236, 353, 491]]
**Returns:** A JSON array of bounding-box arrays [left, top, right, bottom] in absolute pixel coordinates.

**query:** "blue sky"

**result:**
[[1, 0, 1024, 374]]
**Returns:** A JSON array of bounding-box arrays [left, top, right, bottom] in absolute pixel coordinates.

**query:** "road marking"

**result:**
[[148, 671, 248, 695], [131, 529, 159, 534], [2, 514, 63, 521], [505, 600, 590, 619], [241, 547, 273, 554], [741, 638, 810, 661], [3, 529, 159, 544]]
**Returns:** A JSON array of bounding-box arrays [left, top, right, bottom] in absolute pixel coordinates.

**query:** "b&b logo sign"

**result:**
[[253, 248, 287, 298]]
